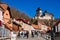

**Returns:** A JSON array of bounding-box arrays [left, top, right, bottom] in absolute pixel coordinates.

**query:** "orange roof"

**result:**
[[0, 3, 8, 10], [31, 24, 39, 29]]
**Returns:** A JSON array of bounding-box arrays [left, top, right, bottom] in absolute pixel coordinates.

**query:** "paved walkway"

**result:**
[[55, 33, 60, 40], [17, 36, 46, 40]]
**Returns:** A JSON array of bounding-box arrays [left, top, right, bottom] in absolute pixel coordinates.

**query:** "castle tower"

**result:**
[[35, 7, 42, 19], [36, 7, 42, 17]]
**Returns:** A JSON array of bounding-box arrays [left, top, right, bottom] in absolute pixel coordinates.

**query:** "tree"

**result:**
[[30, 18, 38, 25], [10, 7, 31, 20]]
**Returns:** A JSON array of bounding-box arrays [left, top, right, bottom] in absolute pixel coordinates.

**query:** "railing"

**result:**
[[0, 27, 11, 40], [0, 37, 11, 40]]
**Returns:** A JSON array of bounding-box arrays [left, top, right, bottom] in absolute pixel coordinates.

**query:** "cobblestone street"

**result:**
[[17, 36, 46, 40]]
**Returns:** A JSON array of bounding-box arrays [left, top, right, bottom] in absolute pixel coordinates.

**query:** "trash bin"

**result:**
[[11, 32, 17, 40]]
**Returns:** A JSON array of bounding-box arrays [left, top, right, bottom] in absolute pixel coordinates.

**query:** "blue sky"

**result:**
[[2, 0, 60, 18]]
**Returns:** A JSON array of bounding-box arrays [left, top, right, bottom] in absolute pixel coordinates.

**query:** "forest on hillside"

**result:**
[[10, 7, 31, 20]]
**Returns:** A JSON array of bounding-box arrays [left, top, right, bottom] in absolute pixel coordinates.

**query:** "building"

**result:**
[[34, 7, 54, 20], [33, 8, 53, 33], [0, 2, 12, 37], [54, 18, 60, 33]]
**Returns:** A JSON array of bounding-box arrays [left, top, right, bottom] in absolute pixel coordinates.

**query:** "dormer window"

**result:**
[[6, 14, 8, 15]]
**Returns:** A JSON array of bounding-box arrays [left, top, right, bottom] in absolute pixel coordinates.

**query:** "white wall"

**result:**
[[38, 16, 51, 20], [58, 23, 60, 32], [0, 10, 3, 21]]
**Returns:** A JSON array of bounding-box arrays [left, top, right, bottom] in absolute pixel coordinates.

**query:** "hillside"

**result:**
[[10, 7, 31, 20]]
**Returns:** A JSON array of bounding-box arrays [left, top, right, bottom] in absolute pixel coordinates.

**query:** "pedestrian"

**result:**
[[26, 31, 29, 38], [31, 30, 34, 37]]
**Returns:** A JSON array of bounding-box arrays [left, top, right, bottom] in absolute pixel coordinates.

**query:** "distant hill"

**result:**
[[10, 7, 31, 20]]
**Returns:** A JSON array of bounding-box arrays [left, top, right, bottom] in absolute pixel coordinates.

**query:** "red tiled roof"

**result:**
[[16, 18, 29, 23], [31, 24, 39, 29], [54, 21, 60, 26], [0, 3, 8, 10]]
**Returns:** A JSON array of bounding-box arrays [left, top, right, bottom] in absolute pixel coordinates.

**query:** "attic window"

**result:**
[[6, 14, 8, 15]]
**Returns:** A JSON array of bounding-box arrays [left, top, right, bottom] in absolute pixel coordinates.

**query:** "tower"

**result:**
[[36, 7, 42, 17]]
